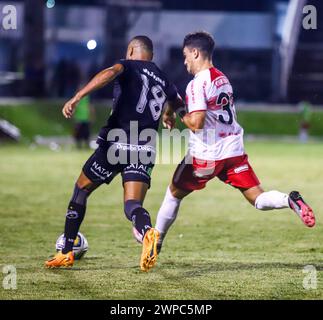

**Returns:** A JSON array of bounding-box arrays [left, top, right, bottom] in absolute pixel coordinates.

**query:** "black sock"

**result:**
[[62, 184, 91, 254], [62, 202, 86, 254], [131, 207, 152, 239]]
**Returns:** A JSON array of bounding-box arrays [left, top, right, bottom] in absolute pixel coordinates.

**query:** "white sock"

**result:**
[[255, 191, 289, 211], [155, 186, 182, 242]]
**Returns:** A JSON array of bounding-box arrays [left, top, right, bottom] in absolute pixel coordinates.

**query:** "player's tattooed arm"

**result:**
[[182, 111, 206, 132], [62, 64, 124, 118]]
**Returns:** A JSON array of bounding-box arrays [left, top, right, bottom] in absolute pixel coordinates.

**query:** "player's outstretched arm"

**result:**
[[62, 64, 124, 118], [182, 111, 206, 132]]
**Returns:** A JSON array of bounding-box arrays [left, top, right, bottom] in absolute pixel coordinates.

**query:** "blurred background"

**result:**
[[0, 0, 322, 144]]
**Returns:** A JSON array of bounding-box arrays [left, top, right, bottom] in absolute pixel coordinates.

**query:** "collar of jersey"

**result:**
[[194, 68, 210, 79]]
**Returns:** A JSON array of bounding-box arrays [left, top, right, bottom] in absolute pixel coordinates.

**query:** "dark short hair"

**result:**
[[183, 31, 215, 59], [131, 35, 153, 53]]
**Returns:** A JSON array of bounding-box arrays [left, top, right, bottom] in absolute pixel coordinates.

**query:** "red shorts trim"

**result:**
[[172, 154, 260, 192]]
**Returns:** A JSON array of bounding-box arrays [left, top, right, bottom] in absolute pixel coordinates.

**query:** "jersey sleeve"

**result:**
[[117, 59, 131, 74], [186, 78, 207, 113]]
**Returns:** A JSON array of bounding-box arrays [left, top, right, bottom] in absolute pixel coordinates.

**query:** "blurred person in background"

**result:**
[[73, 89, 94, 149], [298, 101, 312, 143]]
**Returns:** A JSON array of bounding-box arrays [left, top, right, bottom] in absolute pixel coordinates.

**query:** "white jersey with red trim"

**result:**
[[185, 67, 245, 161]]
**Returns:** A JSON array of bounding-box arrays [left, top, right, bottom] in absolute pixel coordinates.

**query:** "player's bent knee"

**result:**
[[124, 200, 142, 221], [169, 183, 190, 200], [76, 171, 94, 189]]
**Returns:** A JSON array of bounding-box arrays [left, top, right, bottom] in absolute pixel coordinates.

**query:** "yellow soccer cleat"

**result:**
[[45, 251, 74, 268], [140, 228, 160, 272]]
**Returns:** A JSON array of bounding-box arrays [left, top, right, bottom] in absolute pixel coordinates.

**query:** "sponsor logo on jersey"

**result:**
[[142, 68, 165, 87], [115, 143, 156, 153], [214, 76, 229, 88]]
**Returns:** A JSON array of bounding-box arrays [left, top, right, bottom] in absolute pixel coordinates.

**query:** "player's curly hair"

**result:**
[[183, 31, 215, 59]]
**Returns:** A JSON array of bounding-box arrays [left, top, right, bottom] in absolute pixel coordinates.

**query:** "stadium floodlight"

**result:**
[[46, 0, 55, 9], [87, 39, 97, 50]]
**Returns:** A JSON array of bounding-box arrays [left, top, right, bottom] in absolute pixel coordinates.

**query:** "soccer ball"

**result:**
[[55, 232, 88, 260]]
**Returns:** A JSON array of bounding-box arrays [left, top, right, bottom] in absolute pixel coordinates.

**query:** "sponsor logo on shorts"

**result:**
[[234, 164, 249, 174], [90, 161, 113, 180], [125, 163, 150, 173], [123, 163, 153, 180]]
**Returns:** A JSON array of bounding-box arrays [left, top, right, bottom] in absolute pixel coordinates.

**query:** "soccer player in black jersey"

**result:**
[[45, 36, 184, 272]]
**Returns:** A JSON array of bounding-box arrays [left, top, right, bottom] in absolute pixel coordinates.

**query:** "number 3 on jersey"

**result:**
[[217, 92, 234, 125], [136, 74, 166, 120]]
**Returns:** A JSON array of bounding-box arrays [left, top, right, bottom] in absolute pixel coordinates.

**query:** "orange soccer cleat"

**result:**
[[45, 251, 75, 268], [140, 228, 160, 272]]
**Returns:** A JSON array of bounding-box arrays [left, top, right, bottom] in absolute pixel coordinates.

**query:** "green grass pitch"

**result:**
[[0, 141, 322, 299]]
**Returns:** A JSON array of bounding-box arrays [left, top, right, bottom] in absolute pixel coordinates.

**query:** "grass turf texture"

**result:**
[[0, 141, 322, 299], [0, 103, 109, 141]]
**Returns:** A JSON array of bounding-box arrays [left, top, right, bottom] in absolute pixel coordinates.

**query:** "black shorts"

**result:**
[[82, 145, 154, 188]]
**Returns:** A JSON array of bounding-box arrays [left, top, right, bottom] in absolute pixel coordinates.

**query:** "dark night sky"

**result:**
[[2, 0, 290, 12]]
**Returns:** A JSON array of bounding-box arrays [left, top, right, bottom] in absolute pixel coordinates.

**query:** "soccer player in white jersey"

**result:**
[[155, 31, 315, 255]]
